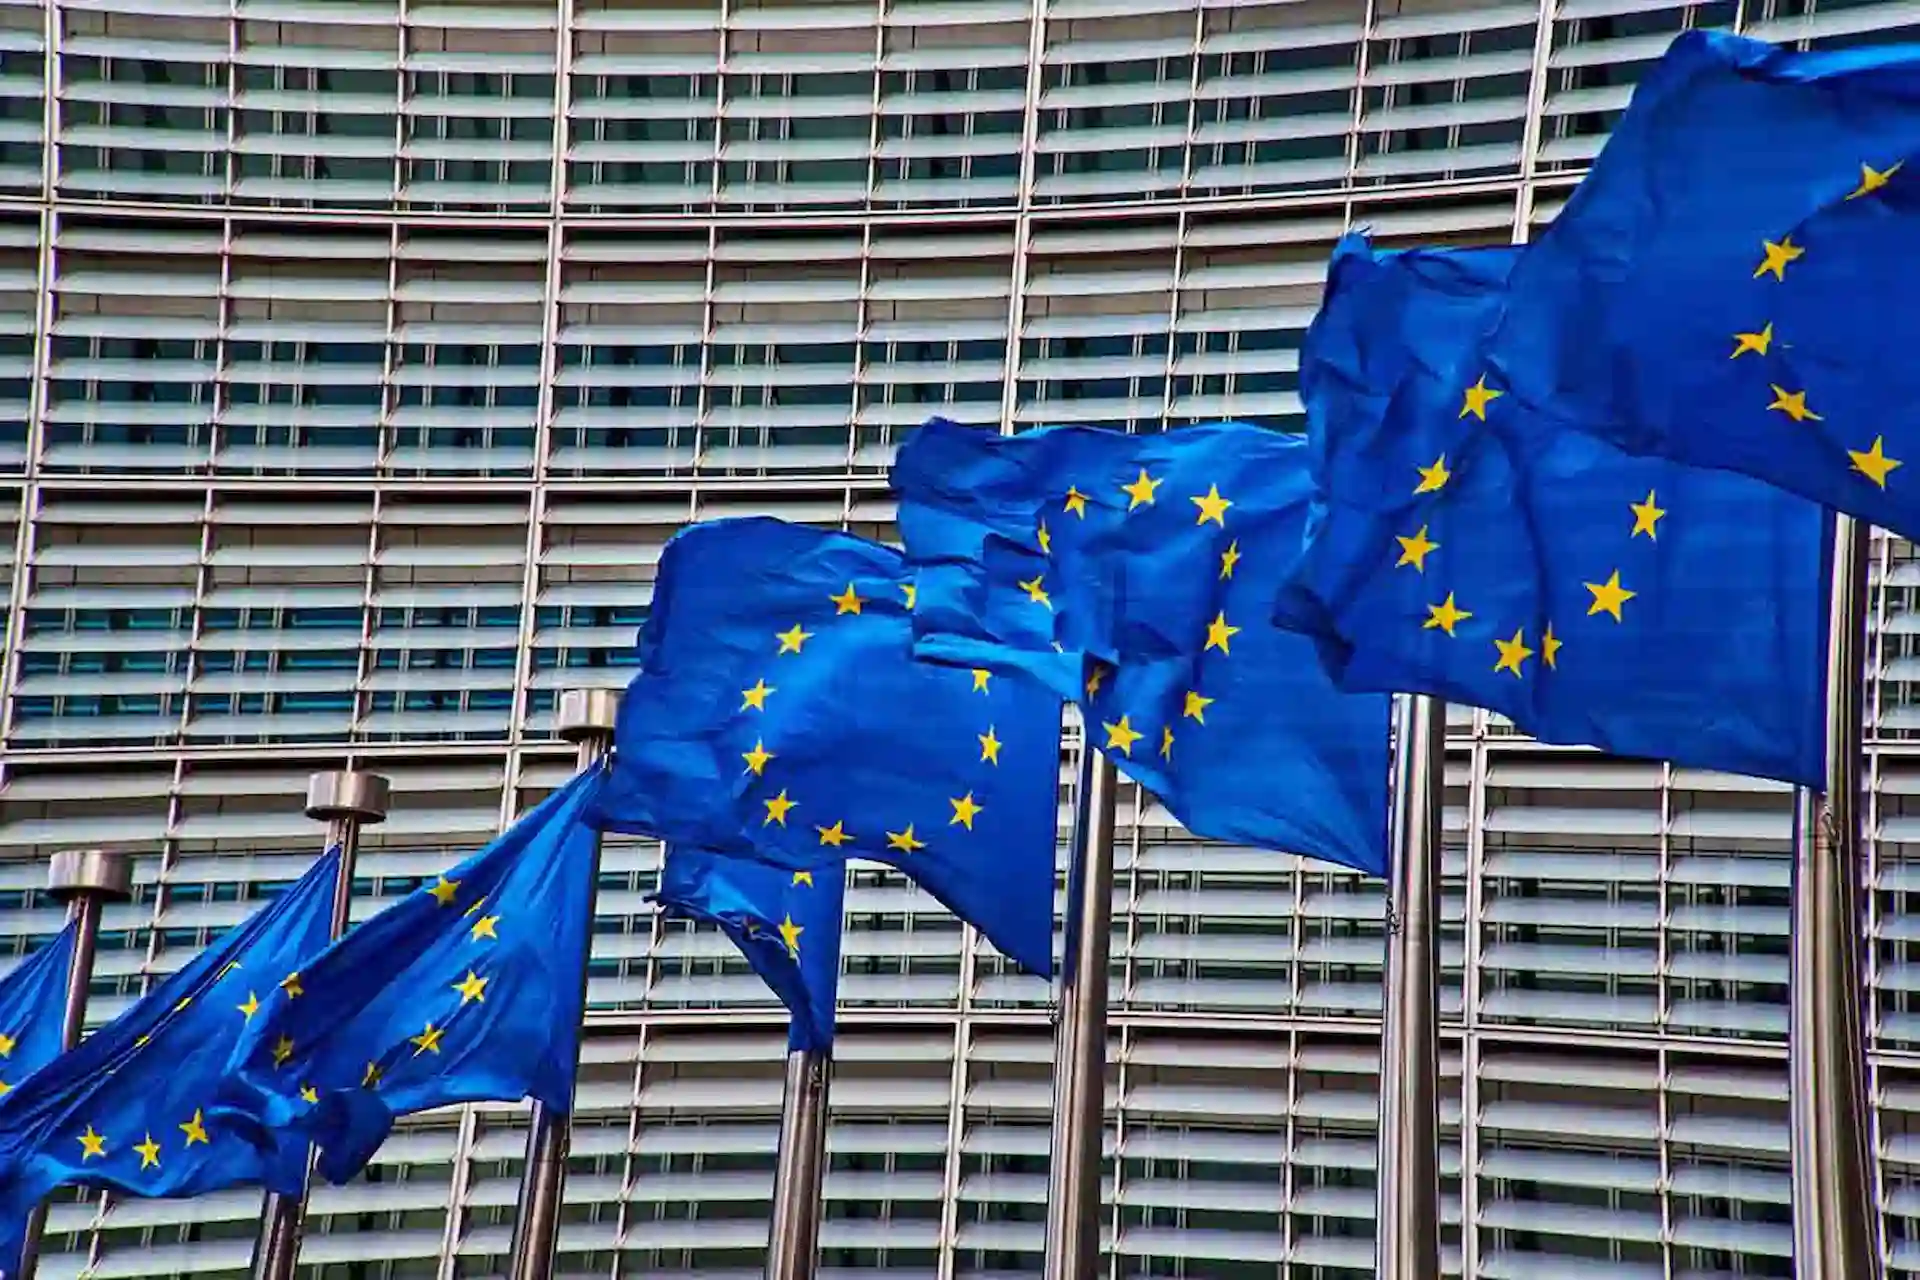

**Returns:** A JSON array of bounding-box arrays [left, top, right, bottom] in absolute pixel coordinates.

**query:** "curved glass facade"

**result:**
[[2, 0, 1919, 1275]]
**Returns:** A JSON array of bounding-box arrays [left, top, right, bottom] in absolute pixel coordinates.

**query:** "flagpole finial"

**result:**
[[46, 848, 133, 904], [556, 689, 619, 744], [305, 770, 391, 825]]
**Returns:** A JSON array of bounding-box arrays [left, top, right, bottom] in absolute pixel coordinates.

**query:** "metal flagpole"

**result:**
[[252, 769, 392, 1280], [1375, 693, 1444, 1280], [1042, 731, 1119, 1280], [766, 1040, 832, 1280], [14, 848, 134, 1280], [1789, 512, 1879, 1280], [508, 688, 617, 1280]]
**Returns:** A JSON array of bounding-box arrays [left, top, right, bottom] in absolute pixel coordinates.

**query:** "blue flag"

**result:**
[[655, 850, 843, 1053], [211, 771, 603, 1190], [588, 517, 1062, 976], [0, 851, 338, 1265], [1484, 30, 1920, 542], [892, 418, 1392, 877], [0, 922, 76, 1101], [1280, 234, 1830, 787]]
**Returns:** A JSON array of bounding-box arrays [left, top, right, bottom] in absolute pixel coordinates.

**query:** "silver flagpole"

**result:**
[[14, 848, 134, 1280], [766, 1041, 832, 1280], [252, 769, 392, 1280], [1042, 733, 1119, 1280], [508, 688, 618, 1280], [1375, 693, 1444, 1280], [1789, 512, 1879, 1279]]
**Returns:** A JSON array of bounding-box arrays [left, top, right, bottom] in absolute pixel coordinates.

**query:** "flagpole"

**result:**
[[508, 688, 617, 1280], [1375, 693, 1444, 1280], [1789, 512, 1879, 1280], [14, 848, 133, 1280], [766, 1041, 832, 1280], [1042, 734, 1118, 1280], [252, 769, 391, 1280]]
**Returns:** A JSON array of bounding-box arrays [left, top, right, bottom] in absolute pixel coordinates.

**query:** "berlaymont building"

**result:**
[[3, 0, 1920, 1275]]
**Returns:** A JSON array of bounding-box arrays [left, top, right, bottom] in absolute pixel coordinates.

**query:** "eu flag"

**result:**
[[0, 850, 338, 1263], [0, 922, 75, 1100], [212, 770, 603, 1189], [892, 418, 1392, 877], [588, 517, 1062, 976], [1485, 30, 1920, 541], [1281, 233, 1830, 787], [655, 849, 843, 1053]]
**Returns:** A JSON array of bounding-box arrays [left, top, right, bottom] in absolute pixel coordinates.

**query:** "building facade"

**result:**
[[0, 0, 1915, 1274]]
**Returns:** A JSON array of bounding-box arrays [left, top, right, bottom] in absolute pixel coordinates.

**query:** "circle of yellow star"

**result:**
[[1414, 455, 1450, 494], [1730, 323, 1773, 359], [1395, 525, 1439, 571], [77, 1125, 107, 1160], [0, 1033, 14, 1058], [815, 820, 850, 847], [886, 824, 927, 853], [1767, 384, 1821, 422], [470, 913, 501, 941], [949, 792, 983, 829], [1543, 624, 1562, 669], [741, 679, 775, 711], [1848, 160, 1902, 200], [1019, 575, 1052, 609], [1085, 663, 1106, 698], [971, 668, 992, 694], [1182, 690, 1213, 724], [237, 991, 261, 1021], [829, 583, 863, 615], [1424, 592, 1472, 636], [901, 582, 917, 610], [1191, 485, 1231, 527], [1103, 715, 1144, 757], [742, 739, 774, 775], [1754, 236, 1804, 280], [776, 624, 813, 655], [1459, 375, 1502, 421], [134, 1132, 161, 1170], [362, 1061, 384, 1088], [764, 790, 796, 826], [778, 916, 804, 958], [180, 1109, 209, 1147], [1159, 726, 1174, 760], [1629, 491, 1665, 540], [1492, 628, 1534, 678], [410, 1022, 445, 1057], [1121, 469, 1162, 509], [1218, 540, 1241, 580], [279, 972, 304, 999], [1037, 521, 1052, 555], [978, 726, 1002, 764], [1063, 486, 1088, 517], [428, 876, 460, 906], [272, 1035, 295, 1067], [1850, 436, 1903, 489], [453, 971, 489, 1005], [1584, 570, 1636, 622], [1203, 611, 1240, 654]]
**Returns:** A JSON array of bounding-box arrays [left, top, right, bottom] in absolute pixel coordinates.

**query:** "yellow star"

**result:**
[[0, 1033, 13, 1057], [1395, 525, 1439, 572], [1767, 385, 1821, 422], [778, 915, 803, 958], [1103, 715, 1143, 757], [1159, 726, 1174, 760], [410, 1022, 445, 1056], [279, 972, 304, 999], [465, 898, 486, 917], [1182, 690, 1213, 724], [1492, 628, 1534, 678], [299, 1085, 318, 1104], [77, 1125, 106, 1160], [792, 869, 814, 887], [218, 961, 241, 979], [776, 624, 813, 655], [0, 1081, 11, 1097], [815, 820, 849, 847], [1754, 236, 1804, 281], [978, 726, 1002, 765], [1085, 663, 1106, 698], [1543, 624, 1562, 669], [1459, 375, 1502, 421], [470, 914, 500, 941], [1191, 485, 1231, 527], [1414, 455, 1450, 495], [949, 792, 983, 829], [362, 1061, 384, 1088], [901, 582, 917, 610], [1037, 521, 1051, 555], [179, 1109, 209, 1147], [1584, 570, 1636, 622], [740, 679, 775, 711], [1064, 486, 1088, 517], [272, 1036, 295, 1067], [764, 790, 796, 826], [173, 997, 192, 1013], [886, 824, 927, 853], [1730, 322, 1773, 358], [1629, 490, 1666, 539], [1851, 435, 1903, 488], [237, 991, 261, 1022], [134, 1132, 161, 1170], [1203, 611, 1240, 655], [1848, 160, 1902, 200], [742, 739, 774, 775], [428, 875, 460, 907], [1121, 469, 1161, 509], [1019, 575, 1052, 609], [453, 971, 489, 1005], [1424, 593, 1472, 636], [1218, 540, 1241, 580], [829, 583, 863, 615], [971, 668, 991, 693]]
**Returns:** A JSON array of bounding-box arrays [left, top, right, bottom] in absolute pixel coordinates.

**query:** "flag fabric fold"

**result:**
[[0, 851, 340, 1266], [1485, 29, 1920, 541], [211, 771, 604, 1189], [654, 849, 844, 1053], [892, 417, 1392, 877], [1281, 232, 1830, 787], [588, 517, 1063, 976], [0, 921, 77, 1101]]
